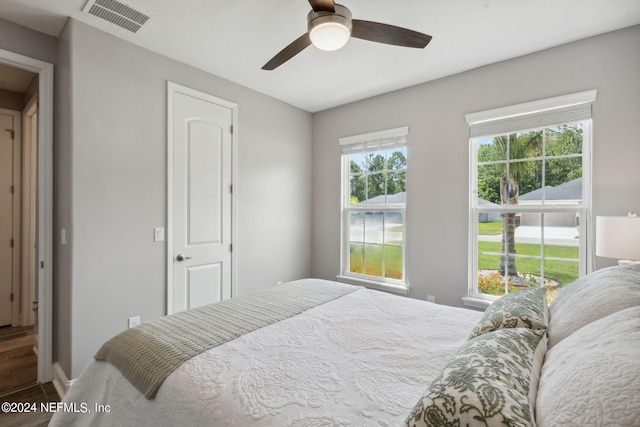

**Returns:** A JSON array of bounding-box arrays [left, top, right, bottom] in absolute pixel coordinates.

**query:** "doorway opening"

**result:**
[[0, 49, 54, 393]]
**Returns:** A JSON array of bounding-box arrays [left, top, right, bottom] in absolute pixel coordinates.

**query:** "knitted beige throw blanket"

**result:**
[[94, 279, 359, 399]]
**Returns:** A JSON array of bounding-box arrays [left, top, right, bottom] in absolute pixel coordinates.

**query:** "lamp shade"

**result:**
[[596, 216, 640, 260]]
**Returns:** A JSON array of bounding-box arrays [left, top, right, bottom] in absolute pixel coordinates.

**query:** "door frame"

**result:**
[[166, 82, 238, 314], [0, 48, 54, 383], [22, 96, 38, 327]]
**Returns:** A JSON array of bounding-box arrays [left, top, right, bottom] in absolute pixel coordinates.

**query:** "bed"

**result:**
[[50, 266, 640, 426]]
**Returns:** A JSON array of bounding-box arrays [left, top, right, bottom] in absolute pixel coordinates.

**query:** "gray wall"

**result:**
[[311, 25, 640, 307], [54, 19, 74, 382], [56, 20, 312, 377], [0, 17, 57, 65]]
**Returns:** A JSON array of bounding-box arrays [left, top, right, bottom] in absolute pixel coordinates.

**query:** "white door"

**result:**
[[0, 110, 18, 326], [168, 84, 234, 313]]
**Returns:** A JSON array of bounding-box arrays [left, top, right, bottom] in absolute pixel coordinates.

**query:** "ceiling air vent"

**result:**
[[83, 0, 150, 33]]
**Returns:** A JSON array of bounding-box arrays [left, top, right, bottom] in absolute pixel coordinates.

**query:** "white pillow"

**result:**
[[548, 264, 640, 348], [536, 306, 640, 427]]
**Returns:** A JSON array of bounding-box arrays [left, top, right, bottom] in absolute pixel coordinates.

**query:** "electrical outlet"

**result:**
[[128, 315, 141, 328], [427, 295, 436, 303]]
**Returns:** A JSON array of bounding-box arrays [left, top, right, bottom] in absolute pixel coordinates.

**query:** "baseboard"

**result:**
[[52, 362, 74, 399]]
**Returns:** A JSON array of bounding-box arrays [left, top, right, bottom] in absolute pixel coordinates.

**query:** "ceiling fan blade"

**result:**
[[308, 0, 335, 12], [262, 33, 312, 70], [351, 20, 432, 49]]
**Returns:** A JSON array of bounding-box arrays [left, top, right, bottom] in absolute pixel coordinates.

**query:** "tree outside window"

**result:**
[[474, 123, 586, 302]]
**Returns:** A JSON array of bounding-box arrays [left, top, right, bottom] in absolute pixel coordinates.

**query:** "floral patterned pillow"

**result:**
[[469, 287, 549, 338], [405, 328, 547, 427]]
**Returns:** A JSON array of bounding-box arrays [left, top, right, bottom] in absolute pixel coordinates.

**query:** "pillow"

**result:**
[[469, 287, 549, 338], [405, 328, 547, 427], [536, 306, 640, 427], [548, 264, 640, 348]]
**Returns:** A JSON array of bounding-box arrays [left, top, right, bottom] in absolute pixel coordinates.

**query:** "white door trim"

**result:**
[[166, 82, 238, 314], [0, 48, 54, 383], [22, 96, 38, 327]]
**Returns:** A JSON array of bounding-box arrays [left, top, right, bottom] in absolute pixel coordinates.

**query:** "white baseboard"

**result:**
[[52, 362, 74, 399]]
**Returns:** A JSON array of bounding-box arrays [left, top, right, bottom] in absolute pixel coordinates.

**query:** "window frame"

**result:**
[[465, 91, 596, 307], [337, 127, 409, 294]]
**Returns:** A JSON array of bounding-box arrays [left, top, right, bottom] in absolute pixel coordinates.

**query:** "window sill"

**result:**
[[461, 296, 492, 310], [336, 275, 409, 295]]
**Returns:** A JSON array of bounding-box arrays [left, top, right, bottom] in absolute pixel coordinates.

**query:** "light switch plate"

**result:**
[[154, 227, 164, 242]]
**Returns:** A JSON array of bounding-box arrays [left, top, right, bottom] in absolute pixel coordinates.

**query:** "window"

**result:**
[[338, 127, 408, 292], [466, 91, 596, 305]]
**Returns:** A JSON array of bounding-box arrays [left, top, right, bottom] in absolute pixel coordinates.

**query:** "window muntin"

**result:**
[[471, 122, 589, 303], [341, 139, 407, 287]]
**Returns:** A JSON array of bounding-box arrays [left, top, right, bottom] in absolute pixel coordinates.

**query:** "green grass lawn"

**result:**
[[348, 221, 577, 296], [478, 221, 503, 235], [350, 244, 402, 279], [478, 221, 579, 285], [478, 241, 579, 285]]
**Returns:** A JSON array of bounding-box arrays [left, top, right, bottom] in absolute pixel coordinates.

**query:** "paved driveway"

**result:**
[[478, 226, 579, 247]]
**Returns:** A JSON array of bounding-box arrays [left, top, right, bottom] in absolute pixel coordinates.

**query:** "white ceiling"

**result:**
[[1, 0, 640, 112]]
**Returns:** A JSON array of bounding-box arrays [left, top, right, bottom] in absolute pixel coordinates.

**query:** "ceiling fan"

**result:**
[[262, 0, 432, 70]]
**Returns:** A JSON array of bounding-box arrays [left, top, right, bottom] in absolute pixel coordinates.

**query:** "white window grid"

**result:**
[[466, 90, 596, 302], [338, 127, 409, 290]]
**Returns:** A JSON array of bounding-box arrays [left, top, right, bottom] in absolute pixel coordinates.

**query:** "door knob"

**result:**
[[176, 254, 192, 262]]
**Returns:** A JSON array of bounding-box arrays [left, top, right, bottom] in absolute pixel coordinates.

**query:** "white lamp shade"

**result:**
[[596, 216, 640, 260], [309, 22, 350, 51]]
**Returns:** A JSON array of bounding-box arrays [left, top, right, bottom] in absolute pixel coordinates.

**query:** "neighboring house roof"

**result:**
[[359, 192, 406, 205], [358, 179, 582, 205], [359, 194, 507, 206], [477, 197, 499, 206], [519, 177, 582, 201]]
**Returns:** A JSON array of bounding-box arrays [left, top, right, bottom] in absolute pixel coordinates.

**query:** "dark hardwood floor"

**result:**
[[0, 325, 59, 426], [0, 325, 38, 395]]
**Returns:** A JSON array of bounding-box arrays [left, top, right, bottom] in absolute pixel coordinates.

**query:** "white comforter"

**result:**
[[51, 286, 481, 426]]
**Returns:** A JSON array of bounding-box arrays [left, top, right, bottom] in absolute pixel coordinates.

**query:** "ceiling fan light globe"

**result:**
[[310, 22, 350, 50], [307, 4, 352, 51]]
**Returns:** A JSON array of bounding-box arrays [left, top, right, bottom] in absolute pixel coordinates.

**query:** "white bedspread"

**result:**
[[51, 286, 481, 426]]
